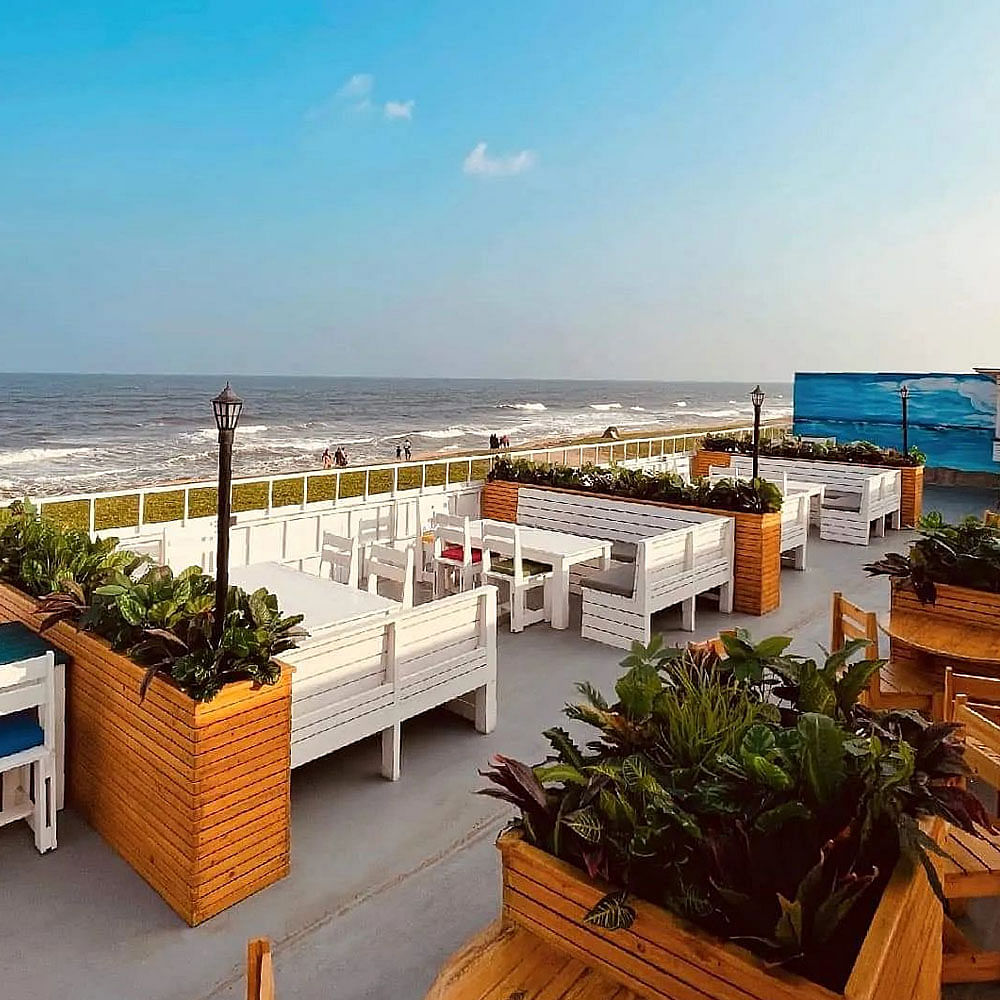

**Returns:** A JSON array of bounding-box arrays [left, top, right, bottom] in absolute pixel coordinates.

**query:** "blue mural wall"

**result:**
[[793, 372, 997, 472]]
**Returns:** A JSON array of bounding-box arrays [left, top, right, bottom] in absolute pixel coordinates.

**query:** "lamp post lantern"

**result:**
[[750, 384, 766, 480], [211, 382, 243, 646], [899, 384, 910, 456]]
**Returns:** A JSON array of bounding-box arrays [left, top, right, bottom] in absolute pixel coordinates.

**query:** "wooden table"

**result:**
[[468, 520, 612, 630], [230, 562, 399, 635], [878, 611, 1000, 667]]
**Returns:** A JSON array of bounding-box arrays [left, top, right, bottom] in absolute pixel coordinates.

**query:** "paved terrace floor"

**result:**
[[3, 486, 999, 1000]]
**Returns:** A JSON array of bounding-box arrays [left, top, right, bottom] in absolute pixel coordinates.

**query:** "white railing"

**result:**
[[19, 421, 791, 536]]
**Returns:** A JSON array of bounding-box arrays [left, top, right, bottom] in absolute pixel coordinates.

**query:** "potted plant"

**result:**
[[476, 634, 986, 998], [483, 459, 785, 615], [0, 501, 304, 925], [866, 513, 1000, 630]]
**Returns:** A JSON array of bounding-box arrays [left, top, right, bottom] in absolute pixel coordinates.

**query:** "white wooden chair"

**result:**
[[366, 542, 415, 608], [319, 532, 359, 588], [0, 651, 57, 853], [480, 521, 553, 633], [431, 513, 482, 598]]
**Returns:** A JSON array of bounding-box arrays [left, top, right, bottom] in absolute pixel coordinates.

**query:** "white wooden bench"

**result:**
[[515, 488, 734, 648], [707, 466, 811, 570], [729, 456, 901, 545], [614, 454, 692, 482], [282, 586, 497, 779]]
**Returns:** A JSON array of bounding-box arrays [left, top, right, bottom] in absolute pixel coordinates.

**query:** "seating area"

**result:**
[[728, 454, 903, 544], [4, 482, 1000, 1000]]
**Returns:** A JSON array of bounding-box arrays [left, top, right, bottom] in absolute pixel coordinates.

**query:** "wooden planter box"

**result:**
[[691, 449, 733, 479], [891, 580, 1000, 631], [693, 451, 924, 526], [499, 829, 943, 1000], [482, 481, 782, 615], [0, 582, 292, 926]]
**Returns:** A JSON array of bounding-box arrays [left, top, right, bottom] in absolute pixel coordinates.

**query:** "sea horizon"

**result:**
[[0, 374, 792, 498]]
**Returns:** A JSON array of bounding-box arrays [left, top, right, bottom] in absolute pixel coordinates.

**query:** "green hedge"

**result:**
[[144, 490, 185, 524], [188, 487, 218, 518], [232, 481, 269, 512], [424, 463, 447, 487], [338, 471, 365, 499], [368, 469, 393, 495], [40, 499, 90, 532], [95, 494, 140, 530], [306, 474, 337, 503], [397, 465, 423, 491], [271, 477, 304, 507], [470, 459, 491, 481], [447, 461, 469, 484]]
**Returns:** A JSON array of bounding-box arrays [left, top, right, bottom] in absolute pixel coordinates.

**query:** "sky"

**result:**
[[1, 0, 999, 379]]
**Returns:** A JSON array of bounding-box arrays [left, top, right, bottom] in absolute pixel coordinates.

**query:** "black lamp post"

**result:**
[[211, 382, 243, 646], [750, 384, 765, 480], [899, 384, 910, 456]]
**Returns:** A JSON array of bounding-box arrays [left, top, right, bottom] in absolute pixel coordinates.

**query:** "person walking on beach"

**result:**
[[334, 447, 348, 467], [403, 438, 412, 461], [396, 444, 402, 461], [489, 433, 498, 450], [321, 448, 333, 470]]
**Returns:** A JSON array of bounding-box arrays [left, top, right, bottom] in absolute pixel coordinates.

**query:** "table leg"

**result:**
[[55, 662, 65, 811], [550, 563, 571, 630]]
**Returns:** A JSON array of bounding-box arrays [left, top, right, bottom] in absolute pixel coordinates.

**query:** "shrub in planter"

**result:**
[[703, 432, 926, 468], [488, 458, 783, 515], [865, 513, 1000, 601], [480, 632, 987, 992], [0, 501, 303, 702]]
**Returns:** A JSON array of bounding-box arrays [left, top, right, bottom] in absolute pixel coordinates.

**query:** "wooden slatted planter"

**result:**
[[0, 581, 292, 926], [482, 481, 781, 615], [891, 581, 1000, 631], [692, 451, 924, 526], [498, 828, 943, 1000]]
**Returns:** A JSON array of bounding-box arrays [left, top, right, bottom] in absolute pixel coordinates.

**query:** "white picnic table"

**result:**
[[467, 519, 612, 630], [230, 561, 398, 635]]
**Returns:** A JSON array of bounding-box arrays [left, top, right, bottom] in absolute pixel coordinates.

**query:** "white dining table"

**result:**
[[230, 561, 399, 635], [468, 520, 612, 630]]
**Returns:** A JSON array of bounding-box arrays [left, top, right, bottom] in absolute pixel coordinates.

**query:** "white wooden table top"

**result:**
[[784, 480, 825, 498], [469, 519, 611, 563], [230, 561, 398, 634]]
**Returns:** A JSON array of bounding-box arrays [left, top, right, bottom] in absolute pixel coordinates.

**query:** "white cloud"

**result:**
[[384, 100, 414, 120], [462, 142, 536, 177], [338, 73, 374, 99]]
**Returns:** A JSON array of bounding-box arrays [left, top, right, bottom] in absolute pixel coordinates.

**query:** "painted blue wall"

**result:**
[[793, 372, 997, 472]]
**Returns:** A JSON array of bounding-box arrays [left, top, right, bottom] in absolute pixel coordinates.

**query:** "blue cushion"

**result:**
[[0, 709, 44, 758]]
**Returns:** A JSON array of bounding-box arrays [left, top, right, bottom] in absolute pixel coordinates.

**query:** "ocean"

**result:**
[[0, 375, 792, 497]]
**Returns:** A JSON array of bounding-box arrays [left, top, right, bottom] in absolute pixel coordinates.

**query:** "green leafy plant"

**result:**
[[0, 501, 304, 702], [702, 433, 925, 468], [865, 513, 1000, 601], [488, 458, 783, 514], [480, 636, 988, 991]]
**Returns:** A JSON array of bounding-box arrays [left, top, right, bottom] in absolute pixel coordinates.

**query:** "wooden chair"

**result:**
[[830, 591, 940, 716], [939, 667, 1000, 984], [431, 513, 482, 598], [246, 938, 275, 1000], [366, 543, 415, 608], [480, 521, 552, 633], [0, 651, 57, 853], [319, 532, 359, 588]]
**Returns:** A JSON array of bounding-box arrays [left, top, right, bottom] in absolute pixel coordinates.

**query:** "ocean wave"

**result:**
[[688, 408, 741, 418], [0, 446, 94, 468], [416, 427, 467, 440], [184, 424, 269, 442], [630, 406, 647, 411], [589, 403, 622, 411], [497, 402, 547, 411], [674, 401, 687, 407]]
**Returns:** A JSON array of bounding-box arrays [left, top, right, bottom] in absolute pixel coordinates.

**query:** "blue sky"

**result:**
[[2, 1, 999, 378]]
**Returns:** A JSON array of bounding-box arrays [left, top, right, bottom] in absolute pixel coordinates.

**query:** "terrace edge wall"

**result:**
[[0, 582, 291, 926], [481, 481, 781, 615]]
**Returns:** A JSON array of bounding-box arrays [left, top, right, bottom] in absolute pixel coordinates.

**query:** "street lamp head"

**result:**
[[750, 385, 765, 409], [899, 384, 910, 400], [212, 382, 243, 433]]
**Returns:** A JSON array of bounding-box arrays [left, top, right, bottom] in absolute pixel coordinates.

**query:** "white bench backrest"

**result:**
[[0, 653, 56, 754]]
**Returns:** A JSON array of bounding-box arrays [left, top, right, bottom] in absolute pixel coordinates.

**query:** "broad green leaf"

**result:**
[[534, 763, 587, 787], [584, 890, 636, 931], [798, 713, 846, 807], [754, 801, 812, 834], [741, 725, 775, 757], [753, 636, 793, 659], [117, 593, 146, 626], [563, 807, 603, 843]]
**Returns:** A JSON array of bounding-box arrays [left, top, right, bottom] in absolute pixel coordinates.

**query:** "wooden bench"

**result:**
[[515, 489, 734, 648], [729, 455, 901, 545], [615, 454, 692, 481], [281, 587, 497, 779]]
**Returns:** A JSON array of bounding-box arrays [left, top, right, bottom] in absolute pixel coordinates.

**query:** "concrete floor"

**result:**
[[2, 486, 998, 1000]]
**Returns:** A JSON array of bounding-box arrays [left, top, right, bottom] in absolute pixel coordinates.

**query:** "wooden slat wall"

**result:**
[[481, 482, 781, 615], [499, 825, 943, 1000], [691, 450, 733, 479], [0, 582, 291, 926], [899, 467, 923, 529]]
